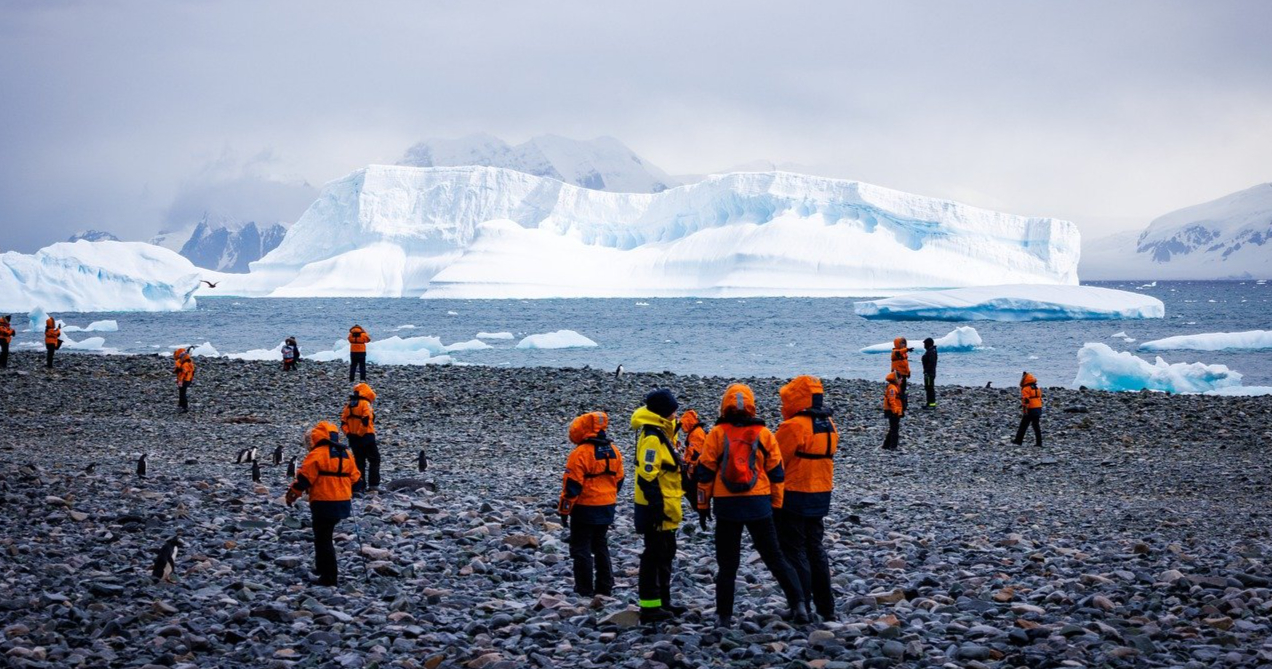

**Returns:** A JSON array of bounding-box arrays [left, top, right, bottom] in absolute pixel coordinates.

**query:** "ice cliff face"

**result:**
[[152, 214, 288, 273], [0, 241, 202, 312], [237, 165, 1080, 298]]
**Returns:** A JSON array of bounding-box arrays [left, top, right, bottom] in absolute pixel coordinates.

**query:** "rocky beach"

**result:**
[[2, 352, 1271, 668]]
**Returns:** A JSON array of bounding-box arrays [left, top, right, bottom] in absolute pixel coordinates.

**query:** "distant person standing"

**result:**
[[341, 382, 379, 494], [347, 326, 370, 382], [44, 317, 61, 369], [282, 337, 301, 371], [890, 337, 913, 412], [921, 337, 938, 408], [883, 372, 903, 450], [558, 411, 624, 597], [173, 347, 195, 413], [0, 315, 13, 368], [1013, 372, 1043, 447]]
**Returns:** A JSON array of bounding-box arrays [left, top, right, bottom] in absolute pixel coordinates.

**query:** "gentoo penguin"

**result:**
[[235, 447, 259, 464], [136, 454, 147, 478], [286, 457, 296, 479], [251, 460, 261, 483], [614, 364, 624, 379], [272, 445, 283, 466], [417, 449, 428, 473], [151, 536, 182, 582], [985, 381, 993, 389]]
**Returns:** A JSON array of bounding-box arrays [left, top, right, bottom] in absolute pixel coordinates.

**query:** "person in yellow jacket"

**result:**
[[44, 317, 61, 369], [1013, 372, 1044, 447], [632, 389, 684, 624], [558, 411, 625, 597], [0, 315, 13, 368], [694, 383, 809, 627], [347, 326, 371, 382], [340, 382, 379, 494], [286, 421, 361, 586], [775, 375, 839, 621], [173, 348, 195, 413]]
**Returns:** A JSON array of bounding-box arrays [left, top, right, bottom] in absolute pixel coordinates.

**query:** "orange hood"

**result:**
[[1021, 372, 1037, 387], [780, 375, 825, 420], [46, 317, 56, 329], [679, 409, 702, 434], [893, 337, 907, 349], [351, 382, 376, 402], [309, 421, 342, 449], [569, 411, 609, 444], [886, 372, 899, 385], [173, 348, 187, 360], [719, 383, 757, 419]]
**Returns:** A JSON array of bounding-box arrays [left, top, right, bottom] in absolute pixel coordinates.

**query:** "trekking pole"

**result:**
[[350, 503, 372, 582]]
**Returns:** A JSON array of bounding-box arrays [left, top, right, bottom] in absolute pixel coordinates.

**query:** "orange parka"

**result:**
[[678, 409, 707, 481], [0, 317, 13, 344], [694, 383, 786, 522], [776, 375, 838, 517], [341, 383, 376, 437], [1020, 373, 1043, 413], [173, 349, 195, 384], [44, 318, 61, 347], [348, 326, 371, 353], [883, 372, 904, 416], [558, 412, 625, 525], [289, 421, 361, 519], [890, 338, 911, 377]]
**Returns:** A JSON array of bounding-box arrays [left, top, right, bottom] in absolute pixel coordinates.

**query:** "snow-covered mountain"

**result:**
[[151, 214, 288, 273], [219, 165, 1079, 299], [1082, 183, 1272, 280], [399, 134, 679, 193], [66, 230, 120, 243]]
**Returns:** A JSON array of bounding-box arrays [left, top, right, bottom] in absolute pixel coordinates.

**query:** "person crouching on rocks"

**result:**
[[347, 325, 370, 382], [341, 382, 379, 494], [883, 372, 903, 450], [1013, 372, 1044, 447], [775, 375, 839, 622], [694, 383, 809, 628], [44, 317, 62, 369], [0, 315, 13, 368], [282, 337, 301, 371], [286, 421, 360, 587], [633, 389, 686, 624], [558, 411, 624, 598], [173, 348, 195, 413]]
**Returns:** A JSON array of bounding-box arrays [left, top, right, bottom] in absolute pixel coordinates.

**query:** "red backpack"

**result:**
[[720, 425, 766, 493]]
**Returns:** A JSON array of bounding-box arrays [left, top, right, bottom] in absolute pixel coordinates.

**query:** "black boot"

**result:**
[[640, 607, 674, 624], [793, 601, 811, 624]]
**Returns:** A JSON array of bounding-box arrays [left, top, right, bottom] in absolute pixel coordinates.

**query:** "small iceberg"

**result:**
[[854, 285, 1164, 322], [61, 335, 109, 352], [443, 339, 492, 352], [1138, 330, 1272, 352], [1073, 342, 1242, 394], [309, 335, 452, 366], [228, 342, 286, 361], [860, 326, 983, 353], [62, 320, 120, 333], [516, 330, 599, 350], [476, 332, 515, 340], [189, 342, 220, 357]]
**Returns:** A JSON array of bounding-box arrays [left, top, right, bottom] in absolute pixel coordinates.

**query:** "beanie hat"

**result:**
[[644, 388, 679, 418], [923, 337, 935, 348]]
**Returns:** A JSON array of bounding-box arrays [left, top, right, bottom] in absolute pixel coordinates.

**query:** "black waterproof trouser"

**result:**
[[569, 522, 614, 596], [776, 510, 834, 618], [639, 530, 677, 609], [0, 340, 8, 368], [1014, 409, 1042, 447], [884, 413, 901, 450], [312, 515, 339, 586], [898, 376, 909, 412], [178, 382, 189, 410], [349, 433, 380, 491], [45, 344, 55, 368], [924, 373, 936, 407], [349, 352, 367, 381], [715, 516, 804, 621]]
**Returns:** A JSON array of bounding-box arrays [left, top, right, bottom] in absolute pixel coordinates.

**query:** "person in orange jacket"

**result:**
[[1013, 372, 1044, 447], [173, 348, 195, 413], [44, 317, 62, 369], [0, 315, 13, 368], [286, 421, 361, 586], [347, 326, 371, 382], [890, 337, 914, 412], [775, 375, 839, 621], [677, 409, 707, 492], [340, 382, 379, 494], [694, 383, 809, 627], [558, 411, 625, 597], [883, 372, 904, 450]]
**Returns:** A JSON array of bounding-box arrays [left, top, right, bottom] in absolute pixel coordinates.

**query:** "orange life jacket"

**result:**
[[291, 421, 361, 503], [678, 409, 707, 472], [883, 373, 904, 415], [890, 338, 911, 377], [559, 412, 625, 514], [695, 384, 786, 518], [348, 327, 371, 353], [777, 376, 838, 496], [1021, 373, 1043, 411], [0, 318, 13, 343], [173, 350, 195, 383], [341, 383, 376, 436], [44, 318, 61, 346]]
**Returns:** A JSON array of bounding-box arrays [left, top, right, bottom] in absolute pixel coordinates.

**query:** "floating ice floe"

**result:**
[[859, 326, 983, 353], [443, 339, 492, 352], [515, 330, 599, 350], [394, 325, 417, 330], [854, 285, 1164, 322], [1073, 343, 1243, 394], [189, 342, 220, 357], [228, 343, 286, 361], [61, 336, 109, 352], [62, 320, 120, 333], [476, 332, 515, 340], [308, 335, 453, 366], [1138, 330, 1272, 352]]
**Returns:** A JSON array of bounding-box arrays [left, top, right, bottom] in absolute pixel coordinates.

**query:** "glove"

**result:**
[[559, 514, 569, 529], [284, 488, 301, 506], [697, 505, 712, 532]]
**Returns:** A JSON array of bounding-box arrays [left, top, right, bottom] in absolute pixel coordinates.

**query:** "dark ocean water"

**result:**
[[18, 281, 1272, 388]]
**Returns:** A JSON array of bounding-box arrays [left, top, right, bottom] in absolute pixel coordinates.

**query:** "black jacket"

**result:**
[[921, 346, 938, 376]]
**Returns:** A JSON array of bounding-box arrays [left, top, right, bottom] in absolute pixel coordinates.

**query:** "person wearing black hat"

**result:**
[[921, 337, 938, 408], [631, 388, 685, 624]]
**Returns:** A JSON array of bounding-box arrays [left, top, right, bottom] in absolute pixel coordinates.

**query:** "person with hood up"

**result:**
[[341, 382, 379, 493], [695, 383, 809, 627], [347, 326, 371, 382], [677, 409, 707, 492], [890, 337, 914, 412], [282, 337, 301, 371], [632, 389, 685, 624], [883, 372, 904, 451], [0, 316, 13, 368], [173, 348, 195, 413], [44, 317, 62, 369], [775, 375, 839, 621], [285, 421, 361, 586], [1013, 372, 1044, 447], [921, 337, 938, 408], [558, 411, 625, 597]]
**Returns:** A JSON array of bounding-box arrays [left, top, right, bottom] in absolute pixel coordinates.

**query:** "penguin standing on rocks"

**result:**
[[136, 454, 147, 478], [272, 445, 284, 466], [417, 449, 428, 473], [252, 460, 262, 483], [286, 457, 296, 479], [235, 447, 258, 464], [151, 536, 182, 582], [614, 364, 624, 379], [986, 381, 993, 389]]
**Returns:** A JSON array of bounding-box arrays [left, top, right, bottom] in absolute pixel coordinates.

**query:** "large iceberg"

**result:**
[[859, 326, 984, 353], [854, 285, 1164, 322], [1073, 343, 1243, 393], [220, 165, 1080, 298], [1138, 330, 1272, 352], [0, 241, 205, 312]]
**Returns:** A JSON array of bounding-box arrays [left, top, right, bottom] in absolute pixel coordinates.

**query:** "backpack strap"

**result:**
[[642, 425, 683, 472], [584, 441, 619, 478]]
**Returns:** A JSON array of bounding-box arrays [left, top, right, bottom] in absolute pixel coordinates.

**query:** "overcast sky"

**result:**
[[2, 0, 1269, 252]]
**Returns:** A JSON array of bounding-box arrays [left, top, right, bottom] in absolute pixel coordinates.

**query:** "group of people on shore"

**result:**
[[0, 315, 64, 370]]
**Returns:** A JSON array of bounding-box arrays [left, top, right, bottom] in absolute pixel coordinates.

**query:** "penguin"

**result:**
[[417, 449, 428, 473], [248, 447, 258, 463], [272, 445, 283, 466], [85, 463, 97, 474], [985, 381, 993, 389], [136, 454, 147, 478], [234, 448, 249, 464], [614, 364, 624, 379], [235, 447, 259, 464], [251, 460, 261, 483], [286, 456, 296, 479], [151, 536, 182, 582]]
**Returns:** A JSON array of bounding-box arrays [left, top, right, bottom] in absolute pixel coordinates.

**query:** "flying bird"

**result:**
[[136, 454, 147, 478], [199, 280, 219, 288], [151, 536, 182, 582]]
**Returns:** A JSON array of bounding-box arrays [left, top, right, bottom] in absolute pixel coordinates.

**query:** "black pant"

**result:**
[[569, 522, 614, 596], [312, 515, 339, 585], [776, 510, 834, 618], [924, 373, 936, 407], [883, 413, 901, 450], [178, 382, 189, 410], [0, 339, 8, 368], [349, 433, 380, 491], [45, 344, 56, 368], [1014, 410, 1042, 447], [899, 376, 909, 412], [639, 530, 677, 609], [714, 516, 803, 620], [349, 352, 366, 381]]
